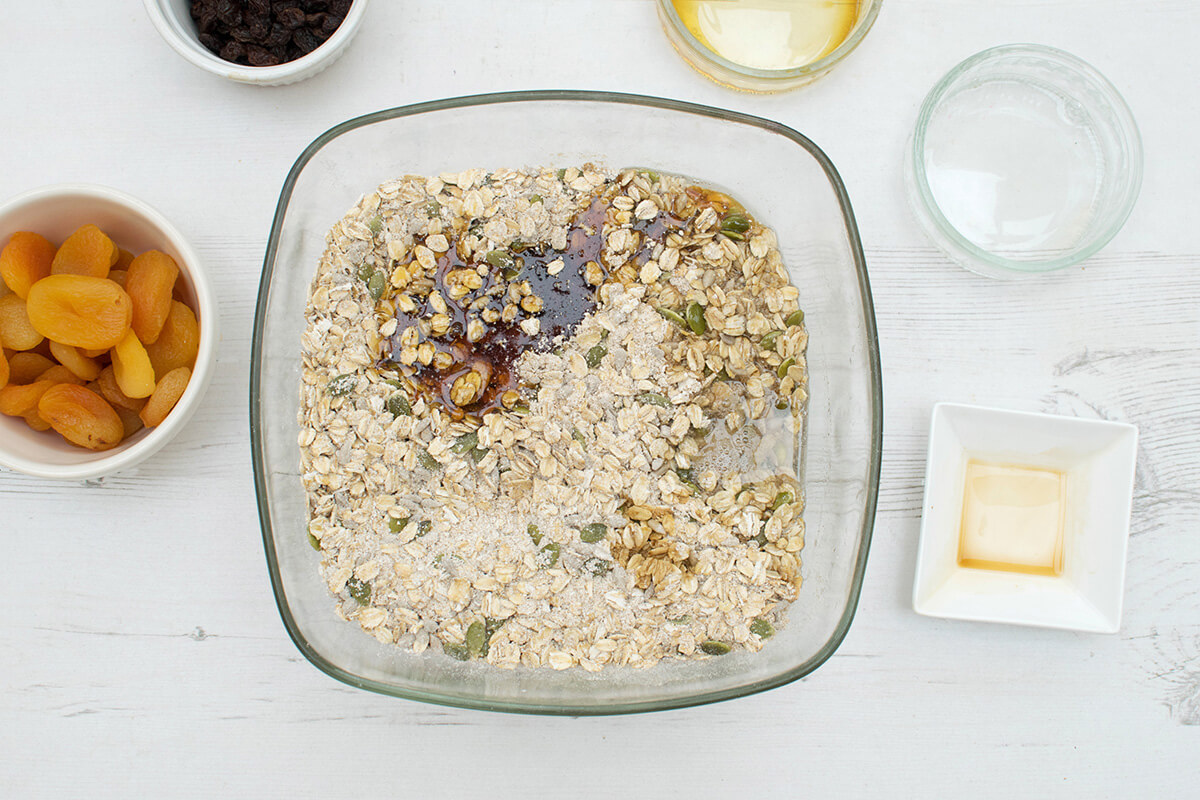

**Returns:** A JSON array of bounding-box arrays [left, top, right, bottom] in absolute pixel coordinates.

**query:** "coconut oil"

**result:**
[[671, 0, 859, 70]]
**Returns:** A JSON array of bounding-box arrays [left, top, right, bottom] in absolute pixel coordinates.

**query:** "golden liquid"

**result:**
[[671, 0, 859, 70], [958, 461, 1066, 577]]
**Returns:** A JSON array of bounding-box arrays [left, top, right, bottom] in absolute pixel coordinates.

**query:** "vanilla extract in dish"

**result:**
[[958, 460, 1066, 577]]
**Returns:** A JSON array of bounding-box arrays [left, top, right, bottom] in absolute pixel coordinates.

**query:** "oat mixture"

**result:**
[[299, 165, 809, 670]]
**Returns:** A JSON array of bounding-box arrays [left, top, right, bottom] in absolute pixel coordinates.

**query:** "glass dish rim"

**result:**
[[908, 43, 1144, 275], [655, 0, 882, 83], [250, 90, 883, 715]]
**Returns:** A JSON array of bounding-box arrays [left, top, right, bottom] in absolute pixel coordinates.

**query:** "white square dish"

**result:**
[[913, 403, 1138, 633]]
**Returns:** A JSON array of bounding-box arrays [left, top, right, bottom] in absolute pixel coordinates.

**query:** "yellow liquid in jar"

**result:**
[[671, 0, 859, 71], [958, 461, 1066, 577]]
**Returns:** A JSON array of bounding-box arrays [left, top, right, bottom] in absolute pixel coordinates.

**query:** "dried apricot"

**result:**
[[140, 366, 191, 427], [37, 384, 123, 451], [125, 250, 179, 344], [0, 231, 56, 299], [110, 329, 155, 399], [21, 409, 51, 431], [0, 347, 7, 390], [48, 340, 102, 381], [80, 345, 111, 359], [0, 378, 56, 417], [96, 365, 146, 412], [145, 300, 199, 375], [7, 351, 54, 383], [37, 365, 85, 386], [25, 275, 131, 349], [114, 249, 135, 270], [0, 294, 45, 351], [108, 269, 128, 288], [50, 224, 115, 279], [115, 404, 144, 438]]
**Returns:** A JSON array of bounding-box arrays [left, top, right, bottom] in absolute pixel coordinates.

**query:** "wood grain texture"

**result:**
[[1, 1, 1197, 797]]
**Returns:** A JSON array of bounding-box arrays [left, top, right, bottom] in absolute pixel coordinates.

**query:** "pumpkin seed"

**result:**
[[759, 330, 780, 352], [485, 249, 515, 271], [451, 430, 479, 454], [326, 373, 357, 396], [307, 528, 321, 551], [772, 490, 794, 510], [675, 467, 701, 493], [571, 428, 588, 449], [528, 523, 542, 545], [416, 520, 432, 537], [719, 213, 750, 239], [346, 577, 371, 605], [699, 640, 731, 656], [785, 309, 805, 326], [580, 523, 607, 543], [685, 302, 707, 335], [637, 392, 670, 407], [482, 617, 506, 658], [367, 270, 385, 300], [465, 621, 486, 657], [529, 194, 544, 204], [389, 516, 410, 534], [776, 357, 795, 379], [657, 307, 688, 329], [536, 542, 560, 568], [418, 449, 441, 470], [368, 215, 383, 235], [585, 344, 607, 368], [443, 642, 470, 661], [750, 618, 775, 639], [386, 392, 412, 417], [469, 447, 489, 463], [423, 200, 441, 218], [582, 557, 612, 576]]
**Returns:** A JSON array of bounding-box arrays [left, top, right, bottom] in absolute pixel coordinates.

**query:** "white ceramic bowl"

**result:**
[[913, 403, 1137, 633], [143, 0, 369, 86], [0, 184, 218, 480]]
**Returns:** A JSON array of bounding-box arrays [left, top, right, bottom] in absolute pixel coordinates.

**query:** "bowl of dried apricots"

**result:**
[[0, 184, 217, 479]]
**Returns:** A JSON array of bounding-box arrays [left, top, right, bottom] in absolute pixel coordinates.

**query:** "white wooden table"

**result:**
[[2, 2, 1197, 796]]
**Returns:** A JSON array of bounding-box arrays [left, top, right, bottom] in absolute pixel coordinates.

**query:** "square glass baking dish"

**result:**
[[251, 91, 881, 714]]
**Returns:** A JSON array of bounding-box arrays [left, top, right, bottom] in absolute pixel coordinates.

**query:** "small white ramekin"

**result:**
[[143, 0, 370, 86], [0, 184, 218, 480]]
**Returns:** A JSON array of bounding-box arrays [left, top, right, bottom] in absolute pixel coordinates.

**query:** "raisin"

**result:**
[[125, 250, 179, 345], [37, 384, 124, 451], [293, 27, 321, 53], [279, 6, 305, 27], [139, 367, 191, 427], [50, 224, 115, 279], [0, 231, 56, 299], [0, 294, 45, 351], [220, 40, 246, 62], [145, 300, 200, 376], [25, 275, 131, 350]]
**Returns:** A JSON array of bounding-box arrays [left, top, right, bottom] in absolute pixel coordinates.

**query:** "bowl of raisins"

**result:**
[[0, 184, 218, 479], [144, 0, 368, 86]]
